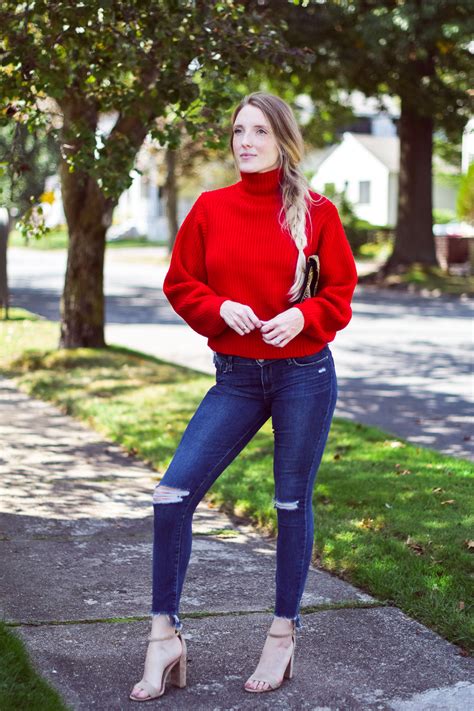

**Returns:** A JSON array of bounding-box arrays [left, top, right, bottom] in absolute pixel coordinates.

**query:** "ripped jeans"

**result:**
[[151, 344, 338, 633]]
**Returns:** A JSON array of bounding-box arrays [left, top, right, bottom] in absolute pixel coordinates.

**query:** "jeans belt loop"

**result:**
[[228, 355, 233, 372]]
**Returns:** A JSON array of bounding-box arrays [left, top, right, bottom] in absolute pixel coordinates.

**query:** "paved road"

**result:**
[[7, 246, 474, 460]]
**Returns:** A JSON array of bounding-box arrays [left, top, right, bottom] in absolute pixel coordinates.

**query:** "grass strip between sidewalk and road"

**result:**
[[9, 228, 164, 250], [1, 310, 473, 658]]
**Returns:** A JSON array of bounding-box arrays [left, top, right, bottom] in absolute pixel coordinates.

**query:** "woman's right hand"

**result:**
[[219, 300, 262, 336]]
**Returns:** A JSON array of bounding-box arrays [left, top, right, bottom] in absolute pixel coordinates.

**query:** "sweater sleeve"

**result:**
[[294, 201, 358, 342], [162, 194, 229, 338]]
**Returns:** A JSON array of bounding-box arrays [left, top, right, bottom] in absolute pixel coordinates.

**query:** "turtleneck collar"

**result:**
[[239, 166, 283, 196]]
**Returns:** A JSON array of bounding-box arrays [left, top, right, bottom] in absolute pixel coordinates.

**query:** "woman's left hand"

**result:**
[[260, 307, 305, 348]]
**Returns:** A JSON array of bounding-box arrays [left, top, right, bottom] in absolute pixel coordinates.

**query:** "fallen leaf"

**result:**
[[459, 601, 465, 610], [464, 540, 474, 550], [432, 487, 444, 493], [441, 499, 455, 505], [406, 536, 425, 555]]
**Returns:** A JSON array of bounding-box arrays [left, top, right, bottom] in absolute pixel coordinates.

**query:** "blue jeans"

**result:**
[[150, 344, 338, 632]]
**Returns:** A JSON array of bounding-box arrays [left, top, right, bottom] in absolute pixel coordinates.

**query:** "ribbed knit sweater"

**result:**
[[163, 166, 358, 358]]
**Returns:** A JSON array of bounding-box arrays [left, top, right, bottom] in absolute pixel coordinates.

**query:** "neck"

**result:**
[[239, 165, 283, 196]]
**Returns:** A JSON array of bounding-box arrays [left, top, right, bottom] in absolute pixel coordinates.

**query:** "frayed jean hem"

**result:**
[[273, 612, 302, 630], [150, 611, 183, 632]]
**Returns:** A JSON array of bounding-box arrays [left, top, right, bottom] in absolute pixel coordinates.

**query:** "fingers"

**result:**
[[234, 315, 257, 336], [237, 312, 259, 334], [260, 309, 304, 347], [247, 311, 262, 329], [261, 320, 292, 347], [220, 302, 262, 336], [262, 330, 288, 347]]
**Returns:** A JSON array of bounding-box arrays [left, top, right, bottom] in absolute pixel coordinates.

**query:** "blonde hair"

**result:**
[[229, 91, 323, 302]]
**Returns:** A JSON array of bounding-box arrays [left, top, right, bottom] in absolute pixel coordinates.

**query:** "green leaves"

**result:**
[[1, 0, 310, 198]]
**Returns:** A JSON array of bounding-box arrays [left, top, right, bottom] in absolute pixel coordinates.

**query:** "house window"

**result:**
[[157, 186, 165, 217], [359, 181, 371, 204], [140, 177, 149, 199]]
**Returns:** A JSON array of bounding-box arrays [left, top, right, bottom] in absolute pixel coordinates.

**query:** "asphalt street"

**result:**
[[7, 246, 473, 460]]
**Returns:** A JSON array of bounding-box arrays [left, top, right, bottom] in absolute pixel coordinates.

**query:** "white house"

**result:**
[[461, 116, 474, 174], [309, 132, 459, 227]]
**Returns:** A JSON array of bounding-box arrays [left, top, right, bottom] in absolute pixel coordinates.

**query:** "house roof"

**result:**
[[346, 133, 460, 175], [349, 134, 400, 171], [300, 144, 339, 174]]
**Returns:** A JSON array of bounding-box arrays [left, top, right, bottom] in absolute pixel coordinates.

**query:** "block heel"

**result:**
[[130, 630, 187, 701]]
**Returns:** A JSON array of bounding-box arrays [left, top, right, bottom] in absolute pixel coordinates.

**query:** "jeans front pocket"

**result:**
[[290, 350, 330, 368]]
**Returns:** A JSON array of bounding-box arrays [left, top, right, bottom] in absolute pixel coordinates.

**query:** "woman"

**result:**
[[130, 91, 358, 701]]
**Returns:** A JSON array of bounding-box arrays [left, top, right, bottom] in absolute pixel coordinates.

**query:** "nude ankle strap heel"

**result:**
[[129, 630, 187, 701], [244, 625, 296, 693], [147, 632, 177, 641]]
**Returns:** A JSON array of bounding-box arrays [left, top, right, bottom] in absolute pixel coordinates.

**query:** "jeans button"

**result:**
[[256, 359, 264, 363]]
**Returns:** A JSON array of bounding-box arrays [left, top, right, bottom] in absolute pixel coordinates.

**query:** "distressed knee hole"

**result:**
[[153, 484, 190, 504], [273, 497, 299, 510]]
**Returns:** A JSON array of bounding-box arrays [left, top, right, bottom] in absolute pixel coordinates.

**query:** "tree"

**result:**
[[268, 0, 473, 274], [1, 0, 309, 346]]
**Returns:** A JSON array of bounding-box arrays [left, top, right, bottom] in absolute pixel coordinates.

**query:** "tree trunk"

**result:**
[[383, 100, 438, 273], [57, 96, 152, 348], [59, 162, 114, 348], [165, 148, 179, 252], [0, 208, 11, 320]]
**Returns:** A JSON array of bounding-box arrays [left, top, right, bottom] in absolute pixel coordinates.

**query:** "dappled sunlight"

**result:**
[[1, 316, 472, 649], [0, 381, 158, 521]]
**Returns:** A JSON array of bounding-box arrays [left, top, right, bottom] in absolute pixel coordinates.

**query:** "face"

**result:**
[[232, 104, 280, 173]]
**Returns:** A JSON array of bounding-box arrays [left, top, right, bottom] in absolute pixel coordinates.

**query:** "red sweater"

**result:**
[[163, 166, 358, 358]]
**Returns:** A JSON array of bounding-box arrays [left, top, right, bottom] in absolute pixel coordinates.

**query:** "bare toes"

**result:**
[[131, 686, 147, 698]]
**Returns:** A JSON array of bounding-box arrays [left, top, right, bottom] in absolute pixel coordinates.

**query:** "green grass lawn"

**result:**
[[1, 310, 473, 658], [0, 621, 68, 711], [358, 255, 473, 296], [383, 263, 474, 297], [9, 228, 165, 250]]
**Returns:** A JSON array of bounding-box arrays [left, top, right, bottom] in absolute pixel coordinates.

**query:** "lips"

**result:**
[[240, 154, 256, 157]]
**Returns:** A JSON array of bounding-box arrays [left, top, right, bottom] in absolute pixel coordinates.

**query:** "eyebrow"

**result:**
[[233, 123, 270, 129]]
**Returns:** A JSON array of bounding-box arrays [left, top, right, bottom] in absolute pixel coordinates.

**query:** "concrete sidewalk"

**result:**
[[1, 378, 473, 710]]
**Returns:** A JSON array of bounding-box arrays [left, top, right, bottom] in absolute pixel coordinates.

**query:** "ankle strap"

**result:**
[[267, 631, 294, 638], [147, 632, 178, 642]]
